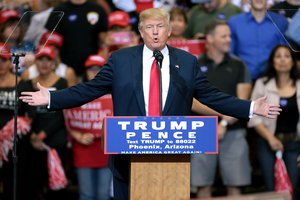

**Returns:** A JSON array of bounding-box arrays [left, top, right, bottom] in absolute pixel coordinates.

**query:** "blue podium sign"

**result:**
[[103, 116, 217, 154]]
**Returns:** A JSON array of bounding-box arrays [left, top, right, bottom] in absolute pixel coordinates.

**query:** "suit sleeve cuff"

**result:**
[[47, 91, 51, 109], [249, 101, 254, 119]]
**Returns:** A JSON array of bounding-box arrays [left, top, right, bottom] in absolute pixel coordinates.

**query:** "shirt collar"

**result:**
[[246, 11, 270, 23], [202, 53, 213, 64], [202, 53, 230, 65], [143, 45, 169, 60]]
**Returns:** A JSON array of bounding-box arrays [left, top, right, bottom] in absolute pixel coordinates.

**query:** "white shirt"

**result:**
[[142, 45, 170, 116]]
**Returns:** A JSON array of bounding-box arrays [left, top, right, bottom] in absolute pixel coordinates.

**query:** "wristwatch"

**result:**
[[220, 119, 228, 127]]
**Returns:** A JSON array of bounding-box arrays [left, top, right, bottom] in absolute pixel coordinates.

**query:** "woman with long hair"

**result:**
[[249, 45, 300, 199]]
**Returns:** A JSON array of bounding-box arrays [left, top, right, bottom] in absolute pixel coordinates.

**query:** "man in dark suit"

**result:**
[[20, 8, 281, 200]]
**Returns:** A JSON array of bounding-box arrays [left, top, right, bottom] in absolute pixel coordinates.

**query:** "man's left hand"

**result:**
[[254, 96, 282, 119]]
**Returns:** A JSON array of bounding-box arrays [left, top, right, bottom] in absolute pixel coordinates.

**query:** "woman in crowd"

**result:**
[[0, 9, 35, 75], [99, 10, 140, 59], [0, 42, 32, 200], [19, 45, 68, 200], [21, 31, 77, 86], [168, 7, 188, 41], [64, 54, 112, 200], [249, 45, 300, 199]]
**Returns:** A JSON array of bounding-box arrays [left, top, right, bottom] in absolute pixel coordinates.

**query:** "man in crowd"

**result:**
[[191, 20, 252, 198], [229, 0, 288, 80], [45, 0, 108, 76], [185, 0, 241, 39]]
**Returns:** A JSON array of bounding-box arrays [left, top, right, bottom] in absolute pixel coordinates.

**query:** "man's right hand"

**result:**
[[20, 82, 49, 106]]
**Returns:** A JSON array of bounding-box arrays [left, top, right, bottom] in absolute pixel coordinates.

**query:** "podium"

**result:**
[[104, 116, 217, 200], [130, 155, 190, 200]]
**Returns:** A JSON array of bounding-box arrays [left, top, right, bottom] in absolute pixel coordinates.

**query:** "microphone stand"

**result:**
[[12, 52, 26, 200]]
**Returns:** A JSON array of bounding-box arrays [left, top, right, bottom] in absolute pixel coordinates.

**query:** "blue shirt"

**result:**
[[228, 11, 288, 79]]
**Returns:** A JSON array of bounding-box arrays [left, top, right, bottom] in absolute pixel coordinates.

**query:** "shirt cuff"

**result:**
[[249, 101, 255, 118], [47, 91, 51, 109]]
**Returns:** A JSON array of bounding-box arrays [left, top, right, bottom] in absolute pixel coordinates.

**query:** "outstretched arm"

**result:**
[[19, 82, 49, 106]]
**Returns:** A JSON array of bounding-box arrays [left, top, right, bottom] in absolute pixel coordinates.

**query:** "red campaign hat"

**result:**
[[134, 0, 153, 13], [0, 9, 20, 24], [40, 31, 64, 49], [35, 46, 56, 60], [84, 55, 106, 68], [0, 42, 11, 59], [108, 11, 130, 28]]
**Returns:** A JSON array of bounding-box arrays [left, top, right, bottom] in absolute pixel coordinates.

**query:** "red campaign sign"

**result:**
[[63, 94, 113, 138], [167, 40, 206, 58]]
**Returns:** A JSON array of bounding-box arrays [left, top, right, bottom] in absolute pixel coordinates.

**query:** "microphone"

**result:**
[[153, 49, 163, 115], [153, 50, 163, 68], [11, 52, 26, 57]]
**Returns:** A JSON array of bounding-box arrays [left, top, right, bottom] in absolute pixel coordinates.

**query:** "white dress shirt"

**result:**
[[143, 45, 170, 116]]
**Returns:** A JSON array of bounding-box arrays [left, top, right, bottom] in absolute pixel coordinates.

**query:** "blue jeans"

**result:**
[[257, 137, 300, 199], [77, 167, 112, 200]]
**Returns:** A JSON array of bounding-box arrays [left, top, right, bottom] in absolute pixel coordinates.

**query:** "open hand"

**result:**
[[254, 96, 281, 119], [19, 82, 49, 106]]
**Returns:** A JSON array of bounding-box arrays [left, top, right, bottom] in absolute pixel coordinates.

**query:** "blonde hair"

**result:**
[[138, 8, 170, 30]]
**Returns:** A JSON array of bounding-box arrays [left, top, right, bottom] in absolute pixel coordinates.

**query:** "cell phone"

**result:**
[[110, 31, 133, 45]]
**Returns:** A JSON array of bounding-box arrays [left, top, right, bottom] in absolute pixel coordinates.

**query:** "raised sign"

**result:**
[[167, 39, 205, 57]]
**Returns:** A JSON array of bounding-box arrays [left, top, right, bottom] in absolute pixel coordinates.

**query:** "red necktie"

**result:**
[[148, 59, 160, 116]]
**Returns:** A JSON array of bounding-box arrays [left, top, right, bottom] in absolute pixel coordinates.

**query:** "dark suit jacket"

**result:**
[[50, 44, 251, 181]]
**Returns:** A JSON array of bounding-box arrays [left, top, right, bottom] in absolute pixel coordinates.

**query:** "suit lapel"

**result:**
[[132, 45, 146, 115], [131, 45, 182, 115], [163, 46, 179, 115]]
